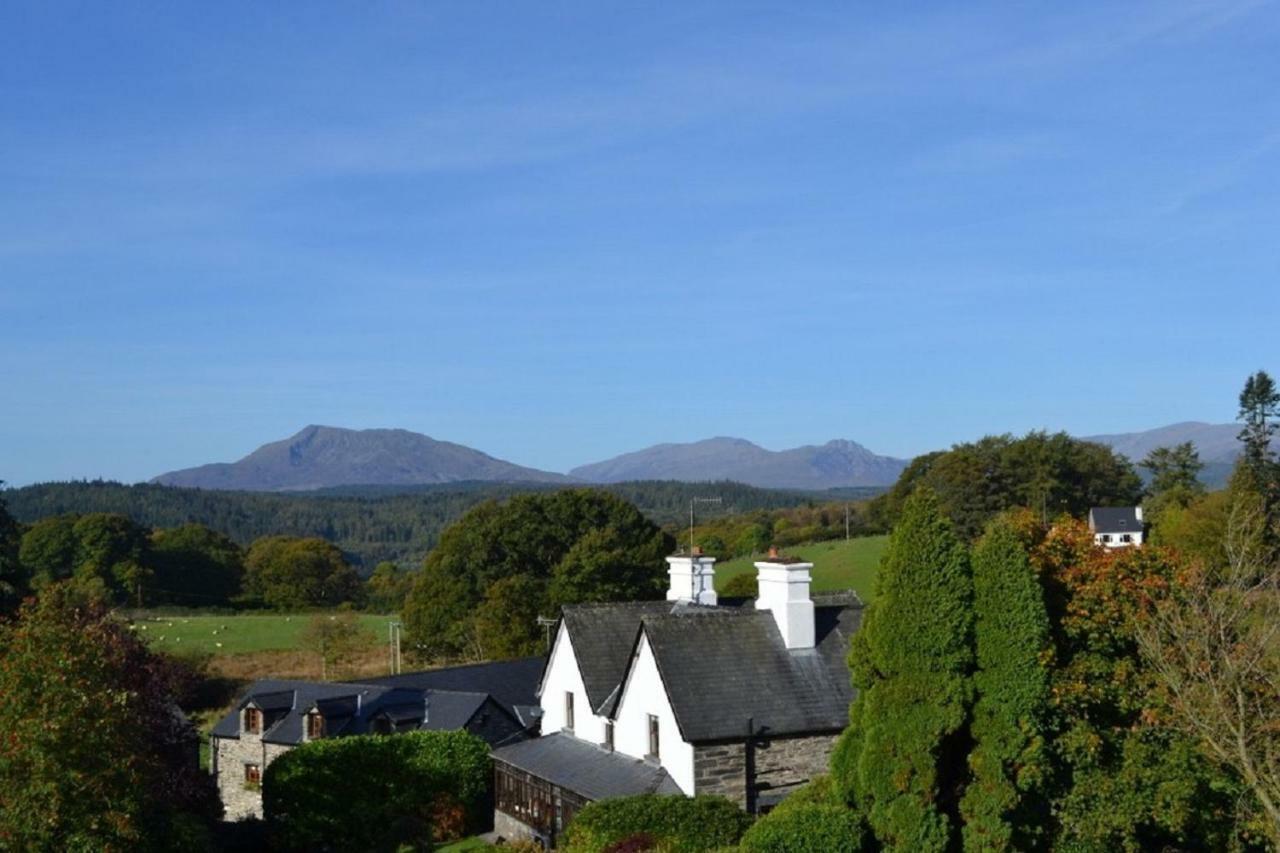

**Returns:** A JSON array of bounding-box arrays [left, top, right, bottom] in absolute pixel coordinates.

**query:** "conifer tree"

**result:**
[[831, 489, 974, 852], [960, 516, 1053, 852]]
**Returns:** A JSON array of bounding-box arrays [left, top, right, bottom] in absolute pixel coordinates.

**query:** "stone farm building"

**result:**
[[210, 657, 543, 820], [492, 548, 862, 847]]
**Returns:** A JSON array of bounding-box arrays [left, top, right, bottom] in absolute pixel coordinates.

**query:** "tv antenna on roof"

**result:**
[[689, 496, 722, 553]]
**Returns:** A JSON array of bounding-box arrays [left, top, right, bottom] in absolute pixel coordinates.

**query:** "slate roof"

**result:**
[[211, 658, 543, 747], [363, 656, 543, 723], [639, 595, 860, 741], [553, 592, 860, 743], [558, 602, 681, 714], [1089, 506, 1143, 534], [492, 733, 682, 800]]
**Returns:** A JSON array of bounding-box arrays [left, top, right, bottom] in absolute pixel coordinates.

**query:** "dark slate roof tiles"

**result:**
[[1089, 506, 1143, 533], [492, 733, 682, 800]]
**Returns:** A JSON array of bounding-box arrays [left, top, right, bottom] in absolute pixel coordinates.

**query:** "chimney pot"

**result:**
[[768, 546, 779, 559], [691, 545, 703, 556]]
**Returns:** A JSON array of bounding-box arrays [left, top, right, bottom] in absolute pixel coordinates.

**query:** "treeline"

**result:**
[[2, 479, 824, 569]]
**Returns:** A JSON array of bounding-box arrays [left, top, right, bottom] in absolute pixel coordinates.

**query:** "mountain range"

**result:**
[[151, 421, 1263, 494]]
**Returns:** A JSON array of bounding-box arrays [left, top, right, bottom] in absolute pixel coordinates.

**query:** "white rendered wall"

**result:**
[[612, 633, 695, 794], [539, 621, 608, 745]]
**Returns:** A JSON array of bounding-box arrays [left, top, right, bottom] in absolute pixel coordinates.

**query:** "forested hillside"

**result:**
[[3, 479, 844, 569]]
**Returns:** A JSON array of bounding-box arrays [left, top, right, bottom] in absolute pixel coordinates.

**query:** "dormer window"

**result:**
[[307, 713, 325, 740], [244, 707, 262, 734]]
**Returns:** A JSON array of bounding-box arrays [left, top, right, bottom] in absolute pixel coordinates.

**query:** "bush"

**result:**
[[719, 573, 758, 597], [563, 795, 750, 853], [740, 804, 870, 852], [263, 730, 490, 852], [769, 776, 838, 814]]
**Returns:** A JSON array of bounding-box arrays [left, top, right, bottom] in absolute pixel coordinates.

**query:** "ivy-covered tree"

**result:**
[[0, 586, 221, 850], [831, 489, 974, 852], [960, 514, 1053, 852]]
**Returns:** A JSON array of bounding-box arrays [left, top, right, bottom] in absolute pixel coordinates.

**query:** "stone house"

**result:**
[[210, 657, 543, 820], [491, 548, 862, 847]]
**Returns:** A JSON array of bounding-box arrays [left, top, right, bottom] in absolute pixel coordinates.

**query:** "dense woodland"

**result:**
[[2, 479, 834, 568]]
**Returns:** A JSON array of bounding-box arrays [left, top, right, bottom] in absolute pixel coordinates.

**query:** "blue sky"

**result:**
[[3, 1, 1279, 485]]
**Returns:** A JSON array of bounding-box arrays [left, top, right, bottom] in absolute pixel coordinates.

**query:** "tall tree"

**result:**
[[402, 490, 673, 660], [0, 586, 221, 850], [1034, 521, 1232, 849], [1237, 370, 1279, 479], [960, 515, 1053, 852], [472, 573, 549, 660], [150, 523, 244, 606], [242, 536, 360, 609], [0, 484, 24, 612], [831, 489, 974, 852], [1137, 491, 1280, 845], [1140, 442, 1205, 513]]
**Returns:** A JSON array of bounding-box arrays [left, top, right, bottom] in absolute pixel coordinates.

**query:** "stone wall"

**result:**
[[212, 734, 294, 820], [692, 732, 838, 812]]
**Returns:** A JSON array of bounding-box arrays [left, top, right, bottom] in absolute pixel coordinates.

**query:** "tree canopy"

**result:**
[[242, 536, 361, 610], [402, 489, 674, 660], [870, 431, 1142, 540], [0, 586, 220, 850]]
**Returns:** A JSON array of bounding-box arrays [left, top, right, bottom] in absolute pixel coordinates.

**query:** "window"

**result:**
[[244, 763, 261, 787], [244, 707, 262, 734], [647, 714, 660, 759], [307, 713, 324, 740], [1121, 534, 1133, 543], [1101, 534, 1112, 543], [604, 721, 615, 751], [565, 691, 575, 731]]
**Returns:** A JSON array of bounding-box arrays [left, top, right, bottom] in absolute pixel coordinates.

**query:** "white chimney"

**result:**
[[666, 548, 718, 606], [754, 547, 815, 650]]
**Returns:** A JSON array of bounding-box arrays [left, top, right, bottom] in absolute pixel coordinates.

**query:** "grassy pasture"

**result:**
[[713, 535, 887, 602], [130, 611, 395, 657]]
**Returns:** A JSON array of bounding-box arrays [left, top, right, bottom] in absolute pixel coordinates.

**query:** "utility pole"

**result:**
[[845, 503, 850, 541], [689, 496, 722, 553], [388, 621, 402, 675], [536, 616, 558, 650]]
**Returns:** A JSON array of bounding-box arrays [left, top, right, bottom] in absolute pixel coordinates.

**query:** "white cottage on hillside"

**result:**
[[1089, 506, 1145, 548], [491, 547, 862, 847]]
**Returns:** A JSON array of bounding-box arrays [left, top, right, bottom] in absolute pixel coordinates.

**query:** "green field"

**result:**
[[129, 612, 396, 656], [713, 535, 887, 602]]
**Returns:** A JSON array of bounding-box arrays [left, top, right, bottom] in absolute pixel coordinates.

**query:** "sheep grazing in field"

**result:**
[[215, 642, 223, 649]]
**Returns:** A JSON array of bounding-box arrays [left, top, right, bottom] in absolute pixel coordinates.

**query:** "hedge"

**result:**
[[739, 804, 870, 853], [563, 794, 751, 852], [262, 730, 490, 852]]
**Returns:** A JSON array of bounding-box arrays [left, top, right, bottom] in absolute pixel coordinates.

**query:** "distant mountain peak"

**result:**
[[569, 436, 906, 490], [151, 426, 566, 492]]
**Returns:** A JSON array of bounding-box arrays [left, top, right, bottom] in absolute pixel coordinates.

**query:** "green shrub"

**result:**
[[563, 795, 750, 852], [768, 776, 838, 815], [263, 730, 490, 852], [719, 573, 758, 597], [739, 804, 870, 852]]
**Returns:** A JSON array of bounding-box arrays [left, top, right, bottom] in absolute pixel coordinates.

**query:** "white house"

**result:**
[[491, 547, 863, 847], [1088, 506, 1145, 548]]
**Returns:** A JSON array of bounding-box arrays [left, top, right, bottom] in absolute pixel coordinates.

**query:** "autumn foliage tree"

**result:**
[[0, 586, 220, 851], [832, 489, 974, 852], [242, 535, 361, 609]]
